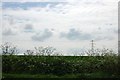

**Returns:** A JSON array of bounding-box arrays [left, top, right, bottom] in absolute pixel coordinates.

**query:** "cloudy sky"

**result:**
[[1, 0, 118, 55]]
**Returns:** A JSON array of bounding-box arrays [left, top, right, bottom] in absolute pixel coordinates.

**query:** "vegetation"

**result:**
[[1, 43, 120, 78]]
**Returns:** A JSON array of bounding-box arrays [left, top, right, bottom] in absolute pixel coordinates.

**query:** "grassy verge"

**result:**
[[2, 72, 120, 78]]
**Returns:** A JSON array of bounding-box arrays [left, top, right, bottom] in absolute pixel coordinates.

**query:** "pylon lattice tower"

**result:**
[[91, 40, 95, 54]]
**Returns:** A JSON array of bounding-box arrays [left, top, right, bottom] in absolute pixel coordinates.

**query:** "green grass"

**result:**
[[2, 72, 120, 78]]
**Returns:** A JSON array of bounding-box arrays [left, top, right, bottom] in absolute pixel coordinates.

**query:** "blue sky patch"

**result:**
[[2, 2, 67, 9]]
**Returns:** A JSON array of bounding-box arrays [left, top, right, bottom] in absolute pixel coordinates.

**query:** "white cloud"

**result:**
[[24, 24, 34, 33], [60, 28, 92, 41], [2, 28, 17, 36], [2, 0, 119, 3], [2, 1, 118, 54], [0, 9, 2, 45], [31, 29, 53, 42]]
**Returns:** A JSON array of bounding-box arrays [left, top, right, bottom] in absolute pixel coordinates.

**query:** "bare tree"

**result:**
[[1, 42, 18, 55], [84, 48, 116, 56], [35, 46, 56, 56], [24, 50, 34, 55], [35, 47, 45, 56]]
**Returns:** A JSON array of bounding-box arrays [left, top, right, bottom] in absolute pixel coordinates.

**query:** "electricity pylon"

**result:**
[[91, 40, 95, 54]]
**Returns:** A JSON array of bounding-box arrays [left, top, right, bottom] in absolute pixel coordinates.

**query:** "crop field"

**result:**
[[2, 55, 120, 78], [1, 43, 120, 79]]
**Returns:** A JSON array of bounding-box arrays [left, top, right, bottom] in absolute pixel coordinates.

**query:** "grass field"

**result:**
[[2, 55, 120, 78], [2, 72, 120, 78]]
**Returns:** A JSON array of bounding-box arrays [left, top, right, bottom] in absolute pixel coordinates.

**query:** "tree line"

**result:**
[[0, 42, 118, 56]]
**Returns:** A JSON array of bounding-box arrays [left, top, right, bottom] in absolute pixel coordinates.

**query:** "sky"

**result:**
[[1, 0, 118, 55]]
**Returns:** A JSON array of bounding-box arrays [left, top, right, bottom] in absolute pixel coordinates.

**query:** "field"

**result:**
[[2, 55, 120, 78], [1, 43, 120, 78]]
